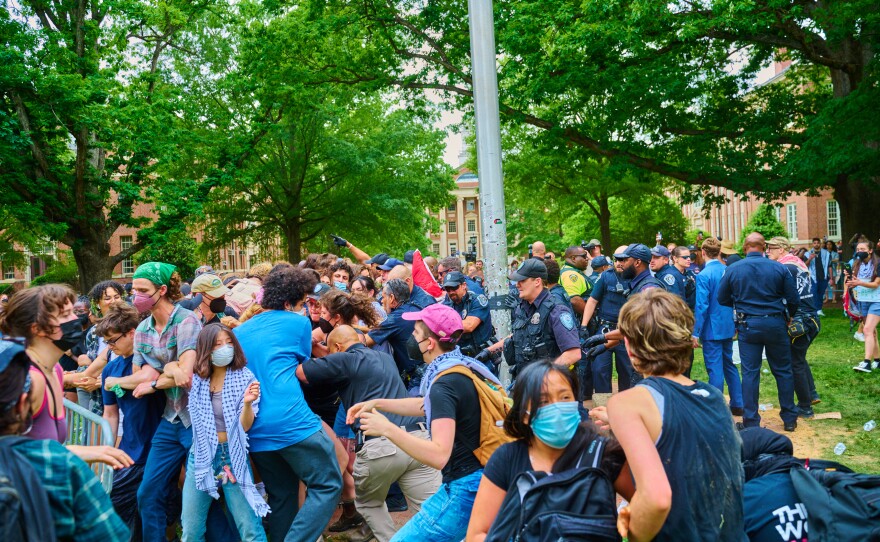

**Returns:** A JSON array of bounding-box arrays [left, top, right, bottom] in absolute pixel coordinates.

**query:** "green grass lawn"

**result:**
[[689, 309, 880, 473]]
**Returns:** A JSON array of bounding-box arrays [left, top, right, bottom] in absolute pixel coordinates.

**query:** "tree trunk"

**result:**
[[834, 175, 880, 258], [284, 223, 302, 263], [598, 194, 612, 251], [71, 238, 117, 293]]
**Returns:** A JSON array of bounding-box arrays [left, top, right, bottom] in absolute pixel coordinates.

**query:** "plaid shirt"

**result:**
[[133, 304, 202, 427], [12, 438, 129, 541]]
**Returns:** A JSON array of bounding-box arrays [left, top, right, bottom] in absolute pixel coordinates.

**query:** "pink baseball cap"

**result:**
[[402, 304, 463, 342]]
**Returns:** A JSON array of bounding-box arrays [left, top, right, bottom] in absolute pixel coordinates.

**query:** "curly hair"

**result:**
[[618, 288, 694, 376], [321, 290, 380, 328], [261, 267, 318, 311], [87, 280, 126, 317], [329, 261, 353, 282], [247, 262, 273, 281], [0, 285, 76, 341]]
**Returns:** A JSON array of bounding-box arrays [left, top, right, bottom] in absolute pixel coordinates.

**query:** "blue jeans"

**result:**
[[737, 316, 797, 427], [182, 443, 267, 542], [702, 339, 743, 409], [593, 342, 633, 392], [390, 469, 483, 542], [138, 419, 237, 542], [250, 429, 342, 542]]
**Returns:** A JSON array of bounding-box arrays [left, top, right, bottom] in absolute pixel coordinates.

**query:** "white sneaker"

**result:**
[[872, 361, 880, 371], [853, 361, 872, 373], [817, 310, 825, 316], [855, 332, 866, 342]]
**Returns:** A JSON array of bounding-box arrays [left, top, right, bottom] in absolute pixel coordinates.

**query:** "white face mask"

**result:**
[[211, 344, 235, 367]]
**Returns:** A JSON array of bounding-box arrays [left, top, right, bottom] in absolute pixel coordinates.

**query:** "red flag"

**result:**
[[412, 249, 442, 297]]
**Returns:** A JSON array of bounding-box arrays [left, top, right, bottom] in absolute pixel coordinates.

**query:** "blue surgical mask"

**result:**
[[530, 401, 580, 449], [211, 344, 235, 367], [334, 281, 348, 292]]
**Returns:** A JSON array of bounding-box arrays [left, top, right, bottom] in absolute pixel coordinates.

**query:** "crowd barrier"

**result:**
[[64, 398, 114, 493]]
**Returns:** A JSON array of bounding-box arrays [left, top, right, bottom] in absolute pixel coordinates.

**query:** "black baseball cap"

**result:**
[[404, 250, 415, 264], [308, 283, 332, 300], [614, 243, 652, 263], [366, 253, 389, 265], [590, 255, 610, 269], [442, 271, 468, 288], [509, 259, 548, 281]]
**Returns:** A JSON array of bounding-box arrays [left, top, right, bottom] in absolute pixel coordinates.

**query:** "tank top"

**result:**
[[211, 391, 226, 432], [27, 364, 68, 443], [637, 376, 747, 542]]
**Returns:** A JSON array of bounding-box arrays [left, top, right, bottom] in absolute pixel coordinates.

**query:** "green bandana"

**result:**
[[133, 262, 177, 287]]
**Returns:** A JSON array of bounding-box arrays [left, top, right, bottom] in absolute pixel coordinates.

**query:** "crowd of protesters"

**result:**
[[0, 229, 877, 542]]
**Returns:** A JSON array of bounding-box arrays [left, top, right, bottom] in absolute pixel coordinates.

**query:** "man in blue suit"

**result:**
[[693, 237, 744, 416]]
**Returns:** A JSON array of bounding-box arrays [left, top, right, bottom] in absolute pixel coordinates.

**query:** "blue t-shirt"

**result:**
[[100, 354, 164, 465], [233, 310, 322, 452]]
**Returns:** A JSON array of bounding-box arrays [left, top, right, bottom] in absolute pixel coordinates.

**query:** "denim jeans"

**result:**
[[703, 338, 743, 409], [250, 428, 342, 542], [181, 442, 267, 542], [737, 316, 797, 427], [390, 469, 483, 542], [138, 419, 237, 542]]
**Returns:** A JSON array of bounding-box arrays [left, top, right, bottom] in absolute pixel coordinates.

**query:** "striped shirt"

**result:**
[[11, 438, 129, 541], [133, 304, 202, 427]]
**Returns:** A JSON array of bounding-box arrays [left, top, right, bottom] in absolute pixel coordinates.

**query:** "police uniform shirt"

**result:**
[[464, 276, 485, 295], [409, 285, 438, 309], [520, 289, 580, 353], [548, 285, 573, 312], [442, 291, 493, 348], [560, 263, 592, 300], [590, 269, 630, 323], [717, 253, 799, 317], [655, 264, 686, 301], [629, 269, 662, 295]]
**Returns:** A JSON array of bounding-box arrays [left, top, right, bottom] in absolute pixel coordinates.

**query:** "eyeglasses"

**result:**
[[106, 333, 125, 346], [444, 286, 460, 292], [677, 254, 692, 260], [573, 254, 588, 259]]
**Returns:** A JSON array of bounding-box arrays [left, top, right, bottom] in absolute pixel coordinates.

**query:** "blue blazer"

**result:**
[[693, 259, 735, 341]]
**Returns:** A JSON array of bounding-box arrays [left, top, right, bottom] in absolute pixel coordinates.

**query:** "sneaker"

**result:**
[[817, 310, 825, 316], [853, 361, 872, 373], [855, 332, 866, 342], [872, 360, 880, 371]]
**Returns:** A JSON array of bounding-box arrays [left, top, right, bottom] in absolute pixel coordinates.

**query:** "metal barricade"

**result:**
[[64, 398, 114, 493]]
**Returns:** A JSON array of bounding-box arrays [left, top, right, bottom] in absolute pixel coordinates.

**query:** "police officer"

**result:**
[[651, 246, 687, 302], [587, 255, 610, 288], [437, 256, 485, 295], [672, 246, 697, 311], [718, 232, 800, 431], [477, 259, 580, 377], [560, 246, 592, 318], [441, 271, 495, 359], [580, 246, 635, 392], [544, 259, 573, 311]]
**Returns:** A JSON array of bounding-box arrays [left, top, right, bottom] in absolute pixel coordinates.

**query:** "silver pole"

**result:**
[[466, 0, 511, 364]]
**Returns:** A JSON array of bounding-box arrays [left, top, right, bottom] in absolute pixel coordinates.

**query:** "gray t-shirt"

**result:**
[[301, 343, 423, 430]]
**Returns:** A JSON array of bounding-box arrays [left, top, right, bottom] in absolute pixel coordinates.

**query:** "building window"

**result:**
[[120, 236, 134, 275], [826, 200, 840, 238], [449, 243, 458, 256], [786, 203, 798, 238], [447, 202, 456, 212], [467, 219, 476, 232], [466, 199, 476, 211], [774, 206, 782, 223], [4, 265, 14, 280], [432, 243, 440, 254], [447, 220, 457, 233]]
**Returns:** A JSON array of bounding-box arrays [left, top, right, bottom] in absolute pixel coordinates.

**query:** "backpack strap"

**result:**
[[575, 436, 606, 470]]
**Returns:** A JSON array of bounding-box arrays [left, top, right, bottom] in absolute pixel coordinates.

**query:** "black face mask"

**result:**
[[856, 251, 869, 261], [53, 319, 84, 351], [621, 265, 637, 281], [208, 297, 227, 314], [318, 318, 335, 335], [406, 335, 426, 365]]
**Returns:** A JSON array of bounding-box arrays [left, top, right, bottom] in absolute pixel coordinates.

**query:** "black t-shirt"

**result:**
[[483, 437, 624, 492], [429, 372, 482, 483], [301, 344, 420, 430]]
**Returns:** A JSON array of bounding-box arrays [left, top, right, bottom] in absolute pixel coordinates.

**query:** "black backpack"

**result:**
[[485, 437, 620, 542], [0, 436, 57, 542], [789, 462, 880, 542]]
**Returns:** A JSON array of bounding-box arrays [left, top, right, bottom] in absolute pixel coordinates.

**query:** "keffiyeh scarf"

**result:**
[[189, 367, 269, 517], [419, 347, 501, 427]]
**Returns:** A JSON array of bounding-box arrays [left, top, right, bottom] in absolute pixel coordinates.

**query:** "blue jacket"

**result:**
[[693, 260, 735, 341]]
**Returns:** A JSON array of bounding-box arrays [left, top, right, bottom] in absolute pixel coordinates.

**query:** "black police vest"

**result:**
[[628, 273, 664, 297], [504, 294, 563, 369], [597, 271, 629, 323]]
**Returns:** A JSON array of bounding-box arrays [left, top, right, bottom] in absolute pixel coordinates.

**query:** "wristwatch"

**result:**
[[150, 380, 158, 390]]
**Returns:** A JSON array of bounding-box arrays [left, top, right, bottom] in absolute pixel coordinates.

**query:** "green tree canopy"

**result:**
[[740, 204, 788, 246]]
